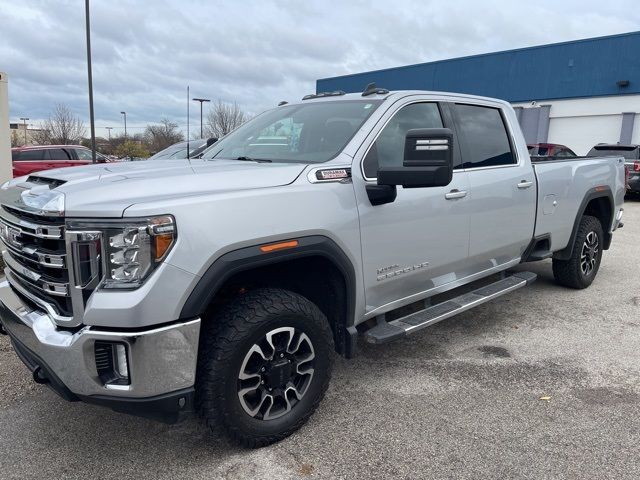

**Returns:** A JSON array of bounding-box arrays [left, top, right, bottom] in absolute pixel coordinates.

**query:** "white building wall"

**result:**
[[512, 94, 640, 155], [633, 112, 640, 143]]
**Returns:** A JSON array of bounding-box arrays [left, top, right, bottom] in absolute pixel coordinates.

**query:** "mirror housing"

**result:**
[[377, 128, 454, 188]]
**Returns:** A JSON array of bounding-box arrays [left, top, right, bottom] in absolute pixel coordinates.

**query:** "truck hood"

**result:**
[[3, 159, 307, 217]]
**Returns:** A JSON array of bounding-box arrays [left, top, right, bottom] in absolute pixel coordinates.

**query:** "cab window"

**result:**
[[363, 102, 443, 178], [454, 104, 516, 168]]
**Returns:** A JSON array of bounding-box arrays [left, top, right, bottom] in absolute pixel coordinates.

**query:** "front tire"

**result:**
[[196, 288, 334, 448], [552, 215, 604, 289]]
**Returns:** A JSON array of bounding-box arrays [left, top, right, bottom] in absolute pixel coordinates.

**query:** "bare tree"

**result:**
[[32, 104, 86, 145], [143, 118, 184, 153], [10, 130, 22, 147], [204, 100, 248, 138]]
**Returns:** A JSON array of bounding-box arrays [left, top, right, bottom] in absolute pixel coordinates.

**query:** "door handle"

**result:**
[[517, 180, 534, 189], [445, 189, 467, 200]]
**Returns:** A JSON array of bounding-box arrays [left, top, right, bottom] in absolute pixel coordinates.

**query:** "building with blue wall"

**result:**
[[317, 32, 640, 154]]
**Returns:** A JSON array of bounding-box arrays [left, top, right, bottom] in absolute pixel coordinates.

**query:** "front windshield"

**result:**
[[200, 100, 382, 163]]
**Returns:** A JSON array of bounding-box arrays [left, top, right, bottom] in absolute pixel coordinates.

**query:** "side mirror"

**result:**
[[377, 128, 454, 188]]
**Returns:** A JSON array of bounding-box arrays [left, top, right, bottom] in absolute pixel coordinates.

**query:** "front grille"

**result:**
[[0, 208, 73, 322]]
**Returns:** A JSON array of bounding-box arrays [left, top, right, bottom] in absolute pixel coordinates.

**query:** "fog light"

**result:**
[[95, 341, 130, 386]]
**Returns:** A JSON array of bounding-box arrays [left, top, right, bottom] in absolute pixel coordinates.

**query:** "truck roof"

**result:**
[[294, 89, 511, 107]]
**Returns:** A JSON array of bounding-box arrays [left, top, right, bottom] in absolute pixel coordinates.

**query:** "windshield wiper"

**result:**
[[234, 156, 272, 163]]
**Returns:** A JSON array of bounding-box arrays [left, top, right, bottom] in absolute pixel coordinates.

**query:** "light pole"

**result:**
[[19, 117, 29, 145], [120, 111, 127, 138], [192, 98, 210, 138], [105, 126, 113, 141], [85, 0, 96, 163]]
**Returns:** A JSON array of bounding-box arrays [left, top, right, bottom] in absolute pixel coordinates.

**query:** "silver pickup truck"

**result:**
[[0, 89, 626, 447]]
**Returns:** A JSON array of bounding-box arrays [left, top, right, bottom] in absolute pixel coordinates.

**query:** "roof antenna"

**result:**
[[362, 82, 389, 97], [187, 85, 190, 160]]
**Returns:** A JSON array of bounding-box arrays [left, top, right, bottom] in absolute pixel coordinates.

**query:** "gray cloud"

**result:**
[[1, 0, 638, 138]]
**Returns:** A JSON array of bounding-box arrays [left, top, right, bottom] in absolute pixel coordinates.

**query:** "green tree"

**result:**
[[115, 140, 150, 159]]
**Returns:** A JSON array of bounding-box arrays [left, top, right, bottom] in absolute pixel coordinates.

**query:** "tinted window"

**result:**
[[201, 100, 382, 164], [74, 148, 93, 160], [455, 104, 515, 168], [536, 147, 549, 156], [587, 147, 639, 160], [363, 103, 443, 178], [555, 148, 576, 158], [48, 149, 71, 160], [15, 149, 48, 161]]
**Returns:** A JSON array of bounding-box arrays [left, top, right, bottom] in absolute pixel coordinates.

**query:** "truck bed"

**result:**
[[532, 155, 626, 253]]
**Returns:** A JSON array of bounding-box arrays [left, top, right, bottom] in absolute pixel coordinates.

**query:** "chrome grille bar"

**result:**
[[2, 251, 69, 297], [0, 239, 65, 269], [3, 270, 74, 325], [0, 217, 63, 240]]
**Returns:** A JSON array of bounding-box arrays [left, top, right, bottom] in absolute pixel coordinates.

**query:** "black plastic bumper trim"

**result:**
[[77, 388, 195, 424], [5, 322, 194, 424]]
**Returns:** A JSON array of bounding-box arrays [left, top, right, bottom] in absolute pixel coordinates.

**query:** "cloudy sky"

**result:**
[[1, 0, 638, 138]]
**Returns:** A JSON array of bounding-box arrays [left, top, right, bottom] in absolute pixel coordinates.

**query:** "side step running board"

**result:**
[[364, 271, 537, 344]]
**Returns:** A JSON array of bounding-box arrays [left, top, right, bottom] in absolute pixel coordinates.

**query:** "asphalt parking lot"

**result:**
[[1, 201, 639, 480]]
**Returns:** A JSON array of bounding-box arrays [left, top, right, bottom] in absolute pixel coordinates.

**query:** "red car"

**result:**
[[11, 145, 108, 177]]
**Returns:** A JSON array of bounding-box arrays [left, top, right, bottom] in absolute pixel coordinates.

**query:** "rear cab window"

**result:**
[[454, 104, 516, 169]]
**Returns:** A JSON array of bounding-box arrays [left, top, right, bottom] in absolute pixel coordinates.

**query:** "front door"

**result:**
[[353, 100, 471, 316]]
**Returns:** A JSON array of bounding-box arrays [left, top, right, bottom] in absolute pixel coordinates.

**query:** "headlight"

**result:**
[[67, 215, 176, 289]]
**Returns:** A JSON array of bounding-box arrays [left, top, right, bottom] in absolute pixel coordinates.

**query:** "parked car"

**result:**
[[11, 145, 109, 177], [528, 143, 577, 158], [587, 144, 640, 195], [0, 89, 625, 448], [147, 138, 217, 161]]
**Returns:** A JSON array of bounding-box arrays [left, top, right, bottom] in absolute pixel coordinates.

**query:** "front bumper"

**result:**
[[0, 279, 201, 422]]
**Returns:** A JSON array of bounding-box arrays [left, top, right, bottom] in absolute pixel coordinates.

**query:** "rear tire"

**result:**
[[552, 215, 603, 289], [196, 288, 334, 448]]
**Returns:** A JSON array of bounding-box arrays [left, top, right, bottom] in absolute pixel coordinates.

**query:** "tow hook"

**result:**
[[32, 366, 49, 384], [0, 323, 6, 335]]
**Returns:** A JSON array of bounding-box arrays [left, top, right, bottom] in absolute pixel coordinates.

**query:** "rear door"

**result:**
[[354, 99, 471, 315], [47, 147, 74, 168], [452, 102, 536, 269]]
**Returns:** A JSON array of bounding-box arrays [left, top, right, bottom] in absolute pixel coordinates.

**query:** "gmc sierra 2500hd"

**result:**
[[0, 87, 625, 447]]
